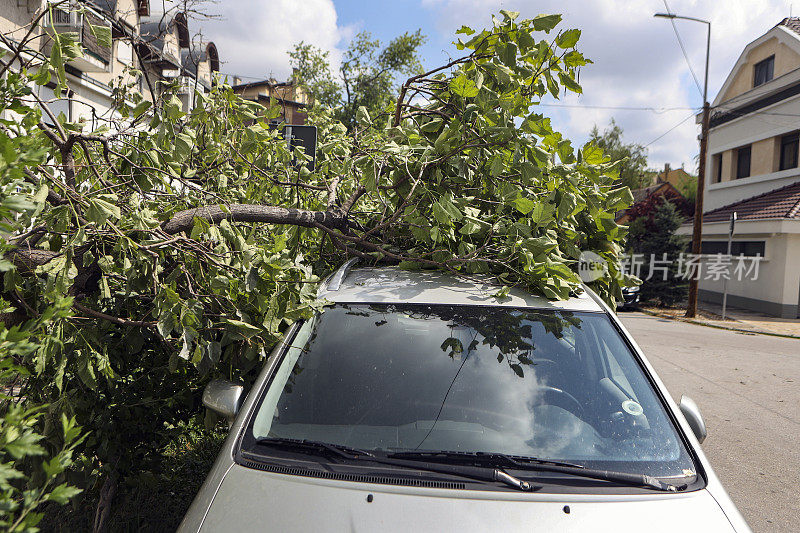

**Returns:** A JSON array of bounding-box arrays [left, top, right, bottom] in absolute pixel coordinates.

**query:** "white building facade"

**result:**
[[680, 18, 800, 318], [1, 0, 220, 126]]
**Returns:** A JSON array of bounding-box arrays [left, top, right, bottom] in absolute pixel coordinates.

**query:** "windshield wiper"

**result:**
[[388, 450, 683, 492], [254, 437, 375, 460], [390, 450, 584, 469], [253, 437, 531, 491]]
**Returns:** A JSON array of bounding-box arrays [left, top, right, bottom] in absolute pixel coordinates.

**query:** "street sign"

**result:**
[[285, 125, 317, 171], [721, 211, 737, 320], [268, 124, 317, 171]]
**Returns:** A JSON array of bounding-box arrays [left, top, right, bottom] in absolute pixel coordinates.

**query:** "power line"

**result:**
[[537, 103, 697, 113], [663, 0, 704, 99], [644, 112, 697, 147]]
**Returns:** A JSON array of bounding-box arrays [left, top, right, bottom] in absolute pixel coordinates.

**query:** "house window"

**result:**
[[736, 145, 751, 179], [713, 153, 723, 183], [753, 56, 774, 87], [701, 240, 765, 257], [780, 132, 799, 171], [38, 85, 71, 125]]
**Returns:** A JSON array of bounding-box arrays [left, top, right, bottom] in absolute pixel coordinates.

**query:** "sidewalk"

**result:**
[[636, 302, 800, 339]]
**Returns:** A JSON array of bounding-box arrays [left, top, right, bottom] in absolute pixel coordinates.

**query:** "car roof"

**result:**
[[318, 265, 605, 313]]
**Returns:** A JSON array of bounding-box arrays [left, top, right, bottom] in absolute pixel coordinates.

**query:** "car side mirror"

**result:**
[[203, 379, 244, 425], [679, 395, 707, 444]]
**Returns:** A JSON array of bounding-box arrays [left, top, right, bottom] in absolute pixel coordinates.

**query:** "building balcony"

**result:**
[[42, 4, 112, 73]]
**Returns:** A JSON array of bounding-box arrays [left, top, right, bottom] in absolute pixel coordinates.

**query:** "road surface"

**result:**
[[619, 312, 800, 533]]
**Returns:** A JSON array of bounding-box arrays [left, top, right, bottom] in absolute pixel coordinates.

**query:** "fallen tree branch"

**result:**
[[161, 203, 347, 235], [72, 302, 156, 328]]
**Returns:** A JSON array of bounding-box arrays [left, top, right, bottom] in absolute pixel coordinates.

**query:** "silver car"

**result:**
[[179, 262, 750, 532]]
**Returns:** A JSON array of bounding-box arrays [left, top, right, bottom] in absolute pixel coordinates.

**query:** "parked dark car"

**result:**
[[617, 285, 640, 310]]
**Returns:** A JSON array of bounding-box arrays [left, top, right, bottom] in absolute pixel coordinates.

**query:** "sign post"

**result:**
[[721, 211, 737, 320]]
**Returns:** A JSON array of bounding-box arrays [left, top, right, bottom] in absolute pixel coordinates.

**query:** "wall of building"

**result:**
[[705, 92, 800, 211], [721, 37, 800, 102], [696, 229, 800, 318], [0, 1, 41, 39]]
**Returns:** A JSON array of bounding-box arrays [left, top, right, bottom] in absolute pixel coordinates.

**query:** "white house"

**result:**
[[0, 0, 220, 125], [681, 18, 800, 318]]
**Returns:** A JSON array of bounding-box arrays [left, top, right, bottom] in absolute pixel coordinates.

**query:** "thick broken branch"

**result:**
[[161, 203, 347, 235]]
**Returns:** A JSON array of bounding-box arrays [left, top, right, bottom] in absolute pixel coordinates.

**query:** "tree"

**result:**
[[676, 173, 698, 203], [626, 198, 689, 306], [589, 119, 651, 190], [290, 29, 426, 130], [1, 8, 634, 527]]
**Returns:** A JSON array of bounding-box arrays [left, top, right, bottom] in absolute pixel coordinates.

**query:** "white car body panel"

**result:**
[[178, 268, 751, 533], [198, 465, 736, 533]]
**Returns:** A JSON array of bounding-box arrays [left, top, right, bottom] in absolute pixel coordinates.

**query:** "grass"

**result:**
[[40, 426, 226, 532]]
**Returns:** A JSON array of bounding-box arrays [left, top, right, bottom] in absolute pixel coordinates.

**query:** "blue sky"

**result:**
[[194, 0, 794, 173]]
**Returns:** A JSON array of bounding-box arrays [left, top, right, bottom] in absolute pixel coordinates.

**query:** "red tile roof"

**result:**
[[703, 181, 800, 222]]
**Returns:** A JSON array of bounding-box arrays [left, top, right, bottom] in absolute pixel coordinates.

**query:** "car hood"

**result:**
[[197, 465, 738, 532]]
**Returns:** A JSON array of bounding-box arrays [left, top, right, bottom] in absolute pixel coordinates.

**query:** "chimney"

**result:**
[[662, 162, 671, 182], [232, 76, 242, 86]]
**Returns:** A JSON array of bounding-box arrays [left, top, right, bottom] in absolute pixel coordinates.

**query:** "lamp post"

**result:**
[[654, 12, 711, 318]]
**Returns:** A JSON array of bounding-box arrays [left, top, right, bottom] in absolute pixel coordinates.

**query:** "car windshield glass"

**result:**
[[245, 304, 695, 479]]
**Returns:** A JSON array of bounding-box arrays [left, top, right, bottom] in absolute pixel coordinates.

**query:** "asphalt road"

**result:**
[[619, 312, 800, 533]]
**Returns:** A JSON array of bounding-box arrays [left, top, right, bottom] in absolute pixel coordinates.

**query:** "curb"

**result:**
[[635, 308, 800, 340]]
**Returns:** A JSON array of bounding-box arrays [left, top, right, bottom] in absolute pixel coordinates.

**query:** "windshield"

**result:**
[[244, 304, 695, 479]]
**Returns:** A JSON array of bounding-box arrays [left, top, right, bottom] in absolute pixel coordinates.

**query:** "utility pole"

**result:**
[[655, 12, 711, 318]]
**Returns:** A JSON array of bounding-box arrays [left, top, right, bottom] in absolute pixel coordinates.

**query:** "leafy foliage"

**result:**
[[0, 403, 84, 533], [627, 198, 689, 306], [0, 8, 635, 523], [624, 184, 693, 222], [589, 119, 652, 190], [290, 29, 426, 130]]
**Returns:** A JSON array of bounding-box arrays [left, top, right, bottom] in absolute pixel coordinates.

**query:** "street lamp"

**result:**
[[654, 12, 711, 318]]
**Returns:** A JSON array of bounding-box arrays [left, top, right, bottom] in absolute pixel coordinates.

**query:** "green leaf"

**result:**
[[77, 350, 98, 390], [532, 14, 562, 32], [89, 24, 112, 49], [223, 318, 262, 339], [582, 143, 605, 165], [489, 155, 504, 176], [132, 99, 152, 119], [493, 285, 511, 300], [355, 106, 371, 125], [556, 29, 581, 48], [47, 483, 82, 505], [456, 25, 475, 35], [500, 42, 517, 67], [86, 197, 121, 225], [449, 75, 479, 98], [4, 431, 45, 460], [558, 72, 582, 94], [513, 197, 536, 215]]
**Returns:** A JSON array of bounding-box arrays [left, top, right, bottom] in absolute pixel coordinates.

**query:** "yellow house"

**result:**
[[232, 77, 310, 125]]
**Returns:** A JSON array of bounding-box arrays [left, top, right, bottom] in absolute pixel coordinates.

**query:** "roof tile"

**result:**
[[779, 17, 800, 35], [703, 181, 800, 222]]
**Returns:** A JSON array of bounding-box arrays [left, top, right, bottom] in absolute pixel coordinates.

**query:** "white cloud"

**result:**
[[194, 0, 351, 83], [422, 0, 793, 171]]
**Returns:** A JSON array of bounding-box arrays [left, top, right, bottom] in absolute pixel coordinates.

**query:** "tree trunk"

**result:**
[[92, 470, 118, 533]]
